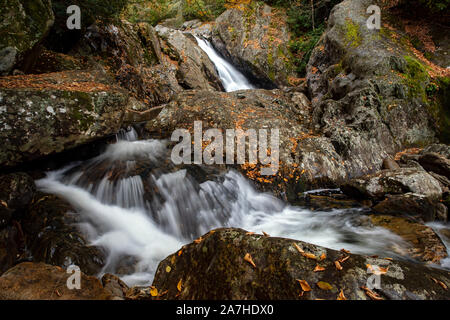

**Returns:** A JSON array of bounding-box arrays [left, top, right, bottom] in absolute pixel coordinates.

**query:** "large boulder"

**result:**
[[155, 25, 223, 91], [341, 168, 442, 201], [0, 262, 112, 300], [212, 3, 298, 87], [0, 0, 54, 74], [151, 228, 450, 300], [306, 0, 443, 186], [0, 70, 130, 168]]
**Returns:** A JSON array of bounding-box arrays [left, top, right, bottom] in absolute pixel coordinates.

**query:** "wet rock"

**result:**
[[418, 152, 450, 178], [0, 224, 23, 274], [0, 262, 112, 300], [341, 168, 442, 202], [0, 172, 36, 219], [155, 25, 223, 91], [372, 193, 447, 222], [151, 228, 450, 300], [212, 3, 298, 87], [0, 70, 130, 168], [101, 273, 129, 300], [0, 0, 54, 75], [370, 215, 447, 264], [21, 193, 105, 275]]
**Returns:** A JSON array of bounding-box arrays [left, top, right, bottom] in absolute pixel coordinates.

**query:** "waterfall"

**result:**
[[35, 128, 417, 287], [194, 36, 255, 92]]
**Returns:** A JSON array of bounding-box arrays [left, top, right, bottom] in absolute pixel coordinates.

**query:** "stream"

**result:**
[[35, 37, 448, 287]]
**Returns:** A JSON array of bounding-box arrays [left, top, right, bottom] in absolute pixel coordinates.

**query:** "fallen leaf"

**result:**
[[55, 289, 62, 297], [194, 237, 203, 244], [298, 291, 304, 297], [361, 286, 383, 300], [314, 264, 325, 272], [302, 252, 317, 260], [246, 232, 255, 235], [431, 277, 448, 290], [337, 290, 347, 300], [335, 261, 343, 270], [262, 231, 270, 237], [340, 249, 350, 254], [178, 250, 183, 256], [177, 279, 182, 292], [293, 242, 304, 254], [159, 290, 168, 297], [384, 257, 393, 261], [0, 200, 7, 207], [339, 256, 349, 263], [317, 281, 333, 290], [297, 280, 311, 292], [150, 286, 158, 297], [244, 253, 256, 268], [320, 253, 326, 261], [165, 266, 171, 273]]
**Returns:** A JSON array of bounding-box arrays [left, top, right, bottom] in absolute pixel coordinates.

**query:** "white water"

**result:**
[[194, 36, 255, 92], [36, 129, 417, 286]]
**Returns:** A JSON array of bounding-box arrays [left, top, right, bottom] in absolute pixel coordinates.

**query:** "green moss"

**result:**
[[344, 19, 362, 48], [401, 55, 429, 100]]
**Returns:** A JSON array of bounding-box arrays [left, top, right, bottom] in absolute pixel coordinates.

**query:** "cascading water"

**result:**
[[194, 35, 255, 92], [36, 127, 419, 286]]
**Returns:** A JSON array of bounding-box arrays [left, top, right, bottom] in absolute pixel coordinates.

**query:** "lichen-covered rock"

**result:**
[[0, 262, 112, 300], [155, 25, 223, 91], [0, 0, 54, 74], [212, 3, 298, 87], [151, 228, 450, 300], [341, 168, 442, 201], [0, 71, 130, 168], [306, 0, 442, 185], [21, 193, 105, 275]]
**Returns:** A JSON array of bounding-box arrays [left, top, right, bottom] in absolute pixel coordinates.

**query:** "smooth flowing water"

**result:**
[[194, 36, 255, 92], [36, 129, 415, 286]]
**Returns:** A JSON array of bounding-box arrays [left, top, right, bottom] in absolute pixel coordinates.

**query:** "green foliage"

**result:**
[[415, 0, 449, 12], [344, 19, 362, 48], [182, 0, 227, 21], [402, 55, 429, 99], [280, 0, 342, 76], [289, 25, 324, 76], [123, 0, 178, 25]]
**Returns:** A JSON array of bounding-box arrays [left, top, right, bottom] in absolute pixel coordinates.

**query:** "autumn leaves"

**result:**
[[292, 242, 350, 300]]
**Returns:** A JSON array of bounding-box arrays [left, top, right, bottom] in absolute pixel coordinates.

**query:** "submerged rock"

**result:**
[[0, 70, 130, 168], [151, 228, 450, 300], [370, 215, 448, 264], [0, 262, 112, 300], [0, 0, 54, 75], [21, 193, 105, 275]]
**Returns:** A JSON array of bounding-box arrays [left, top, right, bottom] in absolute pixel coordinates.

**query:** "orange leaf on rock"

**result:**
[[262, 231, 270, 237], [303, 252, 317, 260], [361, 286, 383, 300], [337, 290, 347, 300], [293, 243, 304, 254], [339, 256, 349, 263], [320, 253, 326, 261], [297, 280, 311, 292], [244, 253, 256, 268], [177, 279, 182, 292], [335, 261, 343, 270], [314, 265, 325, 272]]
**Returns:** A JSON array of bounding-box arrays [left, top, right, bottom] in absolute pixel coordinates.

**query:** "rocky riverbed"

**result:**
[[0, 0, 449, 300]]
